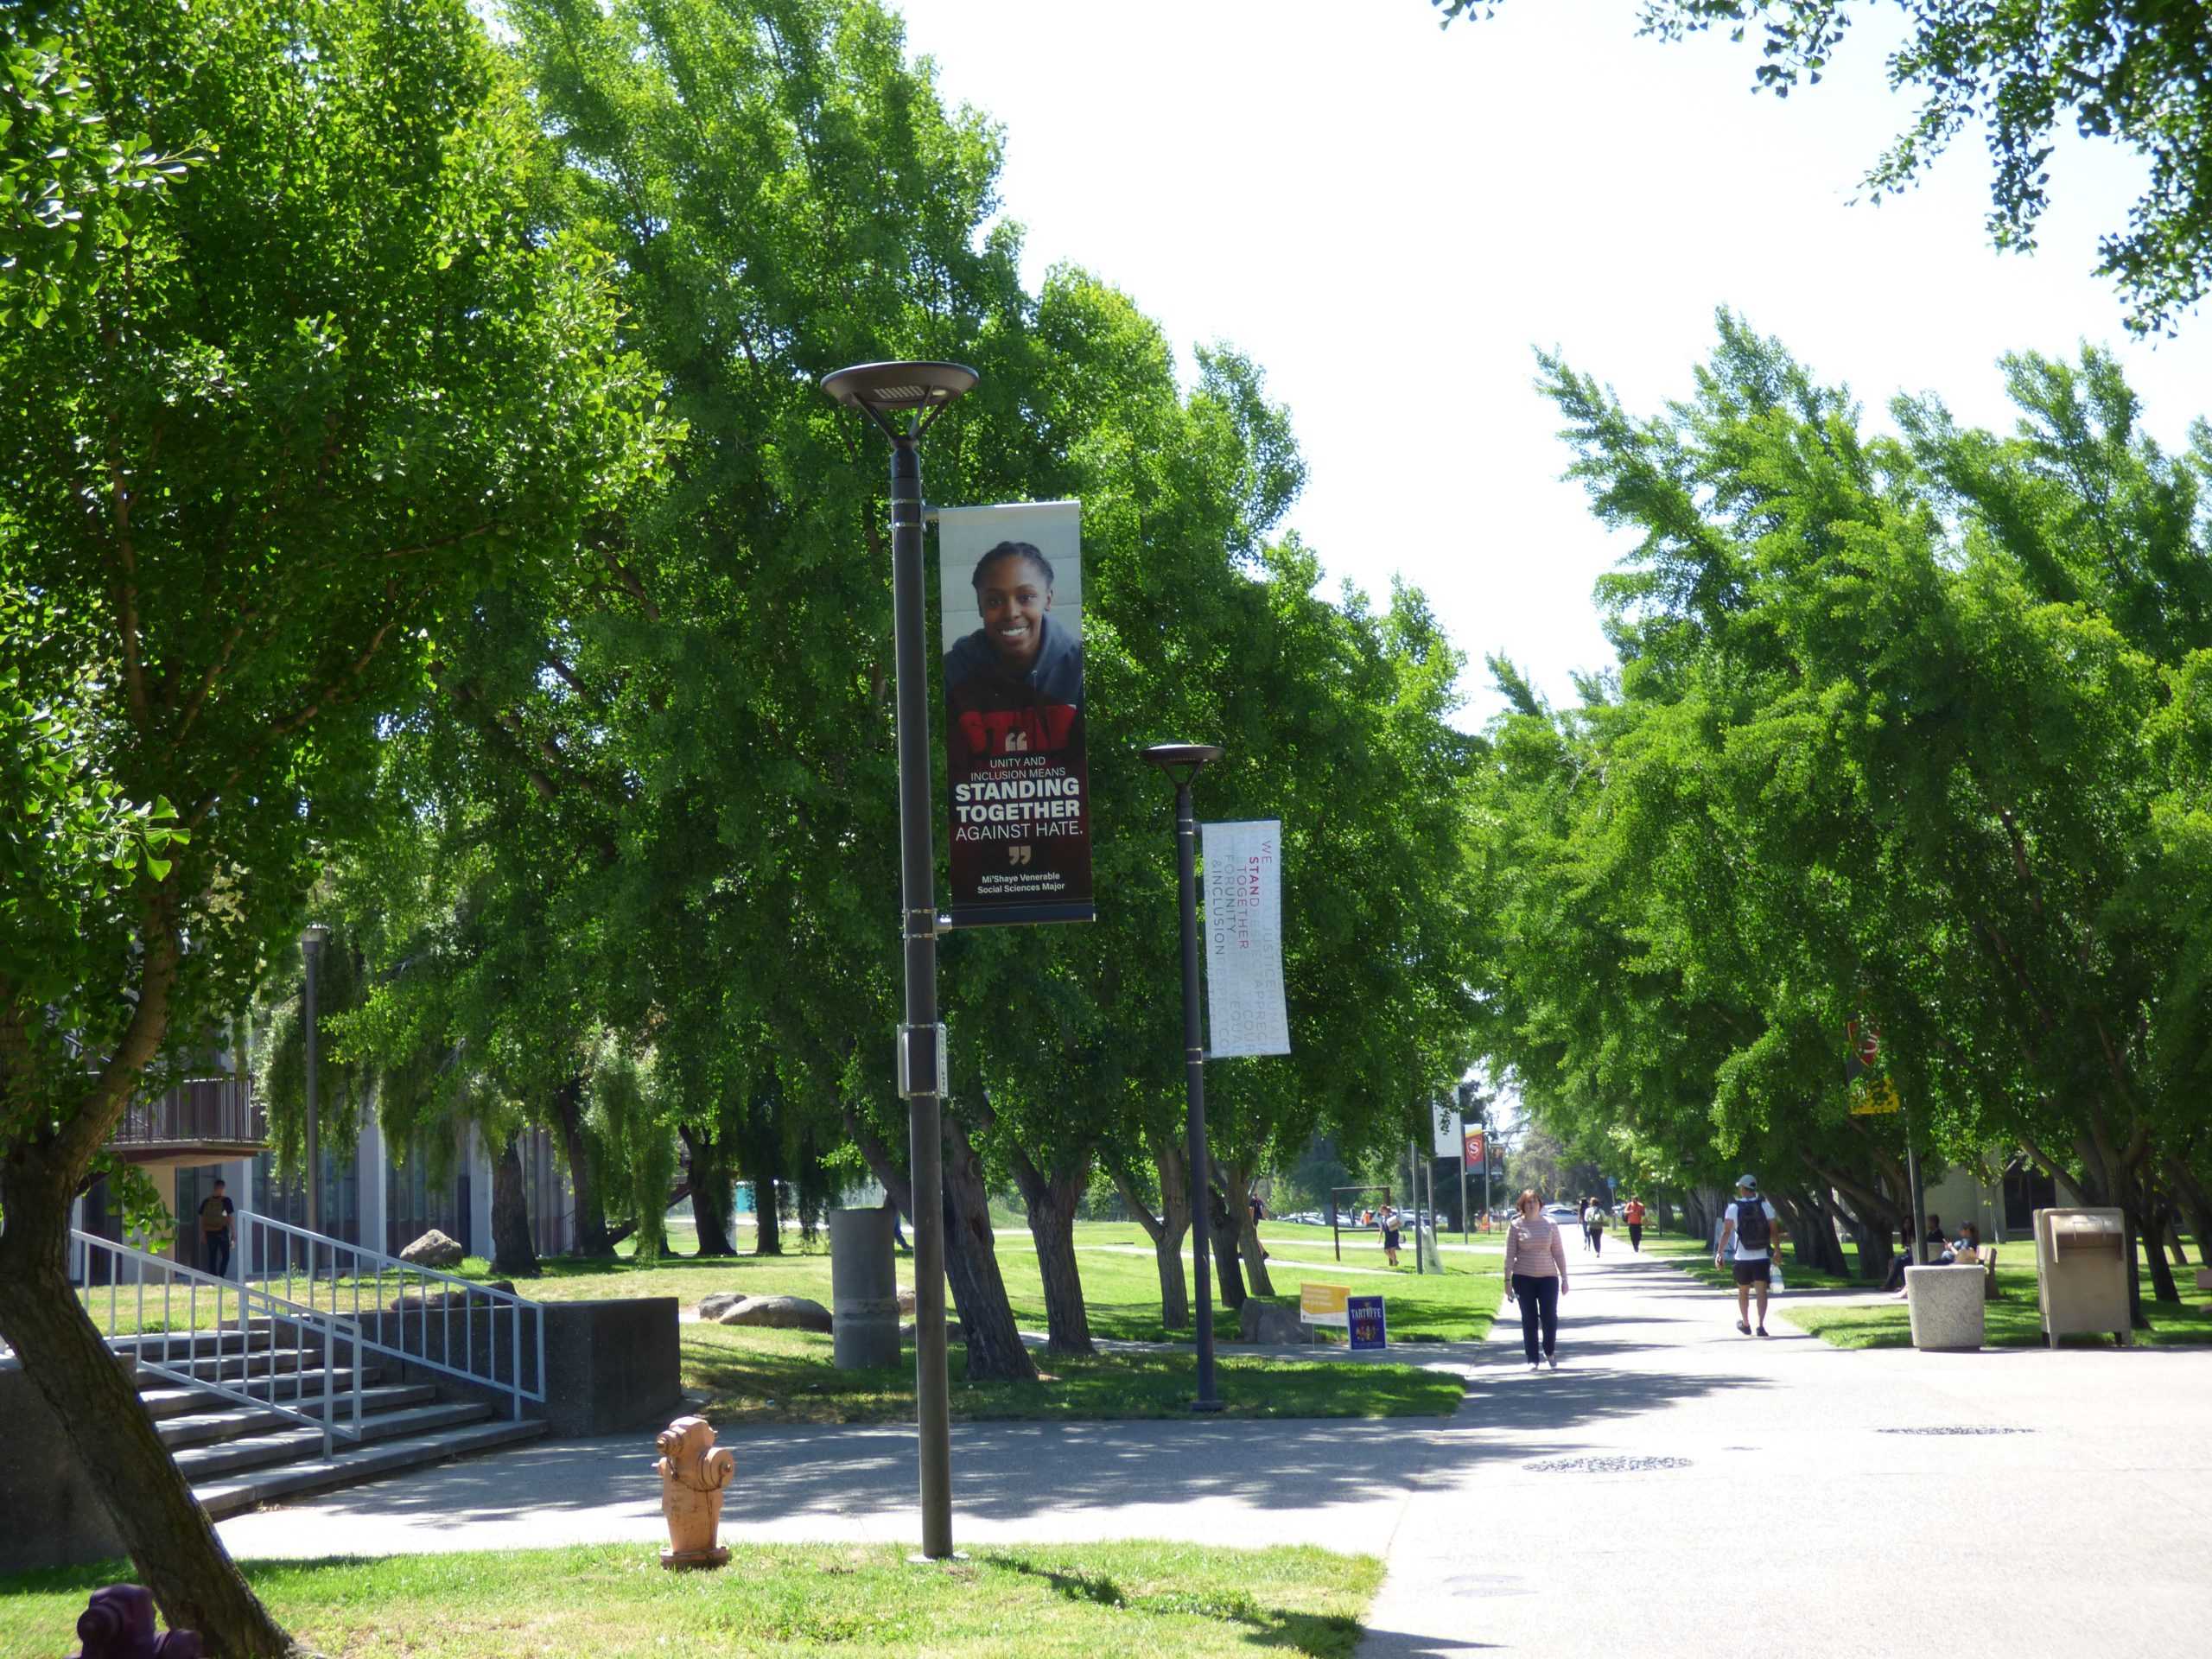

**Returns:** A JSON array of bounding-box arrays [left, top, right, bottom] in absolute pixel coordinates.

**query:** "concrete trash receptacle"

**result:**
[[1905, 1264, 1986, 1351], [828, 1208, 900, 1370]]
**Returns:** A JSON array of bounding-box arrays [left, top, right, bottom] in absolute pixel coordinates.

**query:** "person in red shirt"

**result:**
[[1624, 1197, 1648, 1252]]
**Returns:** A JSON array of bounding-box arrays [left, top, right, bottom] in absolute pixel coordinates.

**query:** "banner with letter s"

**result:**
[[1201, 818, 1290, 1058], [938, 500, 1093, 927]]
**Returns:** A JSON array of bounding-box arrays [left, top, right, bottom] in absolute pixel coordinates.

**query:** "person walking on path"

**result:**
[[1378, 1200, 1403, 1268], [197, 1178, 235, 1279], [1715, 1173, 1783, 1337], [1586, 1200, 1607, 1255], [1503, 1188, 1569, 1370], [1624, 1196, 1647, 1252]]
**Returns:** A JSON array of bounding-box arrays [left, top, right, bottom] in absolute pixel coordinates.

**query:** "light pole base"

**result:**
[[908, 1550, 972, 1567], [1188, 1399, 1226, 1414]]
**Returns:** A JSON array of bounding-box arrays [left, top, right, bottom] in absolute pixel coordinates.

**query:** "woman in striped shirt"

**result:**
[[1503, 1189, 1569, 1370]]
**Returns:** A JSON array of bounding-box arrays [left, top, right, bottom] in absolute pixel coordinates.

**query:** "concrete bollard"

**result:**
[[829, 1207, 900, 1370]]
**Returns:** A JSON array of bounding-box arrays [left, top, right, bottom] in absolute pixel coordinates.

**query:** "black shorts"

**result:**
[[1383, 1230, 1402, 1249], [1732, 1257, 1771, 1287]]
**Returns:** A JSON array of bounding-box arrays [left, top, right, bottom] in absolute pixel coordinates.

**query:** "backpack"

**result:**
[[1735, 1200, 1770, 1251]]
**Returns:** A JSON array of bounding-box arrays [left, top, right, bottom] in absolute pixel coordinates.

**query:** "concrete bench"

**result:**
[[2196, 1267, 2212, 1294]]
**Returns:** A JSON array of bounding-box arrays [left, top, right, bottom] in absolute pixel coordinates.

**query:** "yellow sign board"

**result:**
[[1849, 1077, 1902, 1116], [1300, 1282, 1351, 1329]]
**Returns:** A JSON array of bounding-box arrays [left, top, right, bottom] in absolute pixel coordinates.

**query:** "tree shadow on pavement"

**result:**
[[1356, 1629, 1504, 1656], [212, 1308, 1768, 1545]]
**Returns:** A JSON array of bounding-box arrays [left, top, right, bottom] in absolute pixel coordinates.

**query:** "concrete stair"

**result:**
[[115, 1327, 546, 1522]]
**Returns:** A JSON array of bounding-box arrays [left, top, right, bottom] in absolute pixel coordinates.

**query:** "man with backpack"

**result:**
[[1714, 1173, 1783, 1337]]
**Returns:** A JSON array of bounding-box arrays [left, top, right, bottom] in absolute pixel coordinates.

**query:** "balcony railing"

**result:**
[[109, 1075, 264, 1150]]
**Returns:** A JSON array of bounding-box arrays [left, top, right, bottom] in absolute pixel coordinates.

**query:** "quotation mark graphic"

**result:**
[[1008, 845, 1033, 866]]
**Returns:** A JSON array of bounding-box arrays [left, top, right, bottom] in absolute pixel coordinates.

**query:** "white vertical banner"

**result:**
[[1202, 819, 1290, 1058], [1431, 1105, 1463, 1159]]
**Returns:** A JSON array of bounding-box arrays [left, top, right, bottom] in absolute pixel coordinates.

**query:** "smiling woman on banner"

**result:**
[[937, 505, 1094, 922], [944, 540, 1085, 766]]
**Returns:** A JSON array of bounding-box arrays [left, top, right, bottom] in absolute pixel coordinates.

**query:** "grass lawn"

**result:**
[[78, 1220, 1490, 1422], [1636, 1231, 1863, 1293], [1633, 1230, 2212, 1349], [0, 1541, 1384, 1659], [680, 1324, 1464, 1423], [503, 1217, 1503, 1346]]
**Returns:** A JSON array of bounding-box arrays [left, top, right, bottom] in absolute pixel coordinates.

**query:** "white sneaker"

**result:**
[[1529, 1361, 1541, 1372]]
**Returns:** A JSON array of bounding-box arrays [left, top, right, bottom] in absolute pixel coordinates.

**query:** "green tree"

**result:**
[[1469, 311, 2212, 1313], [1437, 1, 2212, 334], [0, 1, 665, 1648]]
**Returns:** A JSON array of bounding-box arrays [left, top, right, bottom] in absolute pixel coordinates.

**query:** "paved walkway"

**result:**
[[1359, 1243, 2212, 1659], [216, 1246, 2212, 1659]]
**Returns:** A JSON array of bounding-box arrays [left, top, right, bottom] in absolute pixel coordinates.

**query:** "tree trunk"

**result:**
[[940, 1114, 1038, 1382], [1839, 1198, 1891, 1283], [842, 1107, 913, 1227], [0, 1142, 300, 1657], [1682, 1190, 1711, 1246], [491, 1128, 539, 1278], [1007, 1145, 1094, 1356], [1020, 1167, 1093, 1357], [550, 1075, 613, 1257], [680, 1125, 737, 1257], [2136, 1205, 2181, 1306], [1207, 1180, 1247, 1310], [2163, 1154, 2212, 1262], [1780, 1182, 1848, 1276], [1217, 1159, 1274, 1296], [751, 1128, 783, 1256], [1110, 1140, 1188, 1330]]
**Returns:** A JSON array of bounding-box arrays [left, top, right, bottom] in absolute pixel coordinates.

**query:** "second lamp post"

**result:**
[[1142, 741, 1224, 1412]]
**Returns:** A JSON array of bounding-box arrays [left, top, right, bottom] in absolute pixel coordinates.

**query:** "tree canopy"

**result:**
[[1466, 309, 2212, 1300]]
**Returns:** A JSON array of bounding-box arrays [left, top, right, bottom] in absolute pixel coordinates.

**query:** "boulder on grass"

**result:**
[[714, 1294, 832, 1333], [1236, 1300, 1308, 1345], [896, 1286, 918, 1315], [399, 1230, 465, 1270], [695, 1292, 747, 1322]]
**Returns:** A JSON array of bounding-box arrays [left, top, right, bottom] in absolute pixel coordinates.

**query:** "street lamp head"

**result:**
[[822, 360, 978, 438], [300, 923, 331, 950], [1141, 742, 1224, 783]]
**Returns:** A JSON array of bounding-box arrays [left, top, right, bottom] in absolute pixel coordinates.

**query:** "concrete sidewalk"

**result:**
[[215, 1244, 2212, 1659], [1357, 1242, 2212, 1659]]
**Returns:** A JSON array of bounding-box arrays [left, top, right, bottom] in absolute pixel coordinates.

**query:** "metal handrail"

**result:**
[[238, 1211, 543, 1419], [109, 1074, 264, 1147], [67, 1230, 362, 1454]]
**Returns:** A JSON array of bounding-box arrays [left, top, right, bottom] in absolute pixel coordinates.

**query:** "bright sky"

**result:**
[[891, 0, 2212, 723]]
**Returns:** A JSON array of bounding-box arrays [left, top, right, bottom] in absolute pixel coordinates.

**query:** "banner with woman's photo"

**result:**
[[938, 500, 1094, 926]]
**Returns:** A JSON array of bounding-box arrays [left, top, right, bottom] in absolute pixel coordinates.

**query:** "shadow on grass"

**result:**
[[984, 1553, 1364, 1659], [677, 1327, 1467, 1426]]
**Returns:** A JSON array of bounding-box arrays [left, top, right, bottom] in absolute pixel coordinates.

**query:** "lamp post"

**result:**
[[821, 359, 977, 1560], [1141, 741, 1224, 1413], [299, 924, 330, 1235]]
